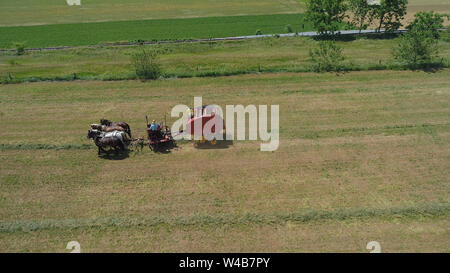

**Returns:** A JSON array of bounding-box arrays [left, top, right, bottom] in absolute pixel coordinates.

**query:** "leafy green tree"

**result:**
[[373, 0, 408, 32], [349, 0, 374, 33], [309, 40, 345, 72], [393, 13, 442, 69], [305, 0, 348, 35], [407, 11, 444, 39]]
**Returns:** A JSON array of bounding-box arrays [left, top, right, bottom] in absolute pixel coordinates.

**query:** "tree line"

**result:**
[[306, 0, 409, 35], [305, 0, 447, 70]]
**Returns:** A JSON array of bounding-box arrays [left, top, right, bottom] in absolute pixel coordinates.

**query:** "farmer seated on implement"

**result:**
[[149, 120, 162, 138], [150, 120, 158, 132], [149, 120, 161, 131]]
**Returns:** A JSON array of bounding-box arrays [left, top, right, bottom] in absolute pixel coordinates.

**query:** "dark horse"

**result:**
[[100, 119, 131, 138], [91, 124, 126, 133], [87, 129, 127, 155]]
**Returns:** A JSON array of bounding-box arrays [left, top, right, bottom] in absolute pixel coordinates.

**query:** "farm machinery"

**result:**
[[184, 105, 226, 147], [145, 115, 175, 152], [87, 105, 227, 155], [144, 105, 225, 151]]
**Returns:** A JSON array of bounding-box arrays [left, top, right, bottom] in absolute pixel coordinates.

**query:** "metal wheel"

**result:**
[[151, 144, 159, 152]]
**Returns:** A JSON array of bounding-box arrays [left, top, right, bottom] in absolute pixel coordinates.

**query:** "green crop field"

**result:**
[[1, 0, 449, 49], [0, 14, 312, 49], [0, 69, 449, 252], [0, 0, 305, 27]]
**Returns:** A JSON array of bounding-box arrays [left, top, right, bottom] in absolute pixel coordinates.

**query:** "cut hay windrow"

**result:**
[[0, 143, 94, 150], [1, 203, 449, 233]]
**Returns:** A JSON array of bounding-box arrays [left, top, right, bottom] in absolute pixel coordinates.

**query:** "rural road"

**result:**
[[0, 29, 410, 53]]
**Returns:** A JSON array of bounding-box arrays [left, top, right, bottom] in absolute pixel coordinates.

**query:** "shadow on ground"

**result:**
[[98, 150, 130, 160], [194, 140, 234, 149]]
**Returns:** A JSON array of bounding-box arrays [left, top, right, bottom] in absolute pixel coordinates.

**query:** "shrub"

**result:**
[[309, 41, 345, 72], [393, 27, 439, 69], [131, 47, 161, 80], [13, 42, 26, 56], [135, 39, 145, 45], [8, 59, 19, 66], [285, 24, 293, 33], [255, 29, 263, 35]]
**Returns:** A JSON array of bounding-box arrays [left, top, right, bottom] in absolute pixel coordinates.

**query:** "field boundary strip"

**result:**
[[1, 203, 448, 233], [0, 29, 412, 53], [3, 63, 449, 85]]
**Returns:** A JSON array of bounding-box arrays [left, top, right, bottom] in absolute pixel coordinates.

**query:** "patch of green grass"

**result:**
[[1, 35, 448, 83]]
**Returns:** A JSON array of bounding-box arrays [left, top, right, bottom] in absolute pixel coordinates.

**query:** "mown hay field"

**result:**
[[0, 70, 449, 252]]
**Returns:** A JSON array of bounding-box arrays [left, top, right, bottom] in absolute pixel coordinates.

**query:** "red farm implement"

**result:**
[[185, 105, 226, 147], [145, 115, 175, 152]]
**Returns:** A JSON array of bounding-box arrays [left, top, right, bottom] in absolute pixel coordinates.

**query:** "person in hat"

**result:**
[[150, 120, 159, 131]]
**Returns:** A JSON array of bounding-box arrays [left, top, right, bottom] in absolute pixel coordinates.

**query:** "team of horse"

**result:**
[[87, 119, 136, 155]]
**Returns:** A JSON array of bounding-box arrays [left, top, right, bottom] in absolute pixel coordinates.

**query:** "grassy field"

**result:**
[[0, 14, 312, 49], [1, 34, 449, 82], [0, 0, 305, 27], [0, 0, 449, 254], [0, 70, 449, 252]]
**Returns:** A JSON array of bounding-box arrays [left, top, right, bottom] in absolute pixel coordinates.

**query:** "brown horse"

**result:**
[[100, 119, 131, 138], [91, 124, 126, 134]]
